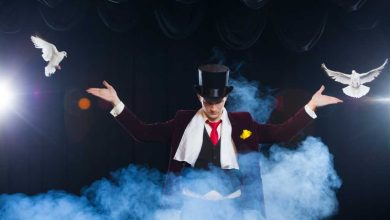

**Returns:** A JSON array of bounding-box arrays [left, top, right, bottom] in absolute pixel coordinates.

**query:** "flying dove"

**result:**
[[31, 35, 67, 77], [321, 59, 387, 98]]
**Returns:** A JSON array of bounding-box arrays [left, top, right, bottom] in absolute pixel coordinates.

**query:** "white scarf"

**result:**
[[173, 108, 239, 169]]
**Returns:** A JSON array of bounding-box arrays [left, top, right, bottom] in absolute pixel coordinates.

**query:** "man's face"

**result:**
[[198, 95, 227, 122]]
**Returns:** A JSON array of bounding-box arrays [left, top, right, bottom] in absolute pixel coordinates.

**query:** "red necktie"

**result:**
[[206, 120, 222, 145]]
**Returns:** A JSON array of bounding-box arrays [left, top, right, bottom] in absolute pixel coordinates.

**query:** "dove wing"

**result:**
[[31, 36, 55, 62], [359, 59, 388, 84], [321, 63, 351, 85]]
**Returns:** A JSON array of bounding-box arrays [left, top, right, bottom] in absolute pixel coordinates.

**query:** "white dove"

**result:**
[[31, 36, 67, 77], [321, 59, 388, 98]]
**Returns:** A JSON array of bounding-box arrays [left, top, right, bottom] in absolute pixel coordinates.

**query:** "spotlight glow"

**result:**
[[367, 97, 390, 103], [373, 98, 390, 102], [0, 81, 14, 112], [78, 97, 91, 110]]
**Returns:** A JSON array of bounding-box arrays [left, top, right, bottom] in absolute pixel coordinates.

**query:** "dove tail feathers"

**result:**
[[342, 85, 370, 98], [45, 65, 56, 77]]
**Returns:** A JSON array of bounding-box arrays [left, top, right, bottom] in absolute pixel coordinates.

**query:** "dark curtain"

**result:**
[[216, 0, 267, 50], [38, 0, 89, 31], [340, 0, 387, 31], [105, 0, 129, 3], [175, 0, 203, 4], [331, 0, 366, 12], [240, 0, 270, 9], [37, 0, 64, 8], [1, 0, 387, 52], [272, 0, 328, 52], [379, 1, 390, 38], [97, 0, 139, 32], [154, 0, 206, 40], [0, 0, 22, 33]]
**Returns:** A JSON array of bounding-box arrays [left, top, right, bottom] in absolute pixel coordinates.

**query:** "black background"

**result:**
[[0, 0, 389, 219]]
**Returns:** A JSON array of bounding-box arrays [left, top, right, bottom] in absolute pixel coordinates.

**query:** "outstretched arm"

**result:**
[[86, 81, 174, 143], [86, 80, 121, 107], [256, 85, 342, 143]]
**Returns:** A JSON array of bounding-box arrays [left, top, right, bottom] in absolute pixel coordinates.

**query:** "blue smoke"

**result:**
[[227, 76, 341, 219], [228, 76, 276, 123], [260, 137, 341, 220], [83, 166, 163, 220], [0, 191, 102, 220], [0, 76, 341, 220], [208, 47, 226, 65]]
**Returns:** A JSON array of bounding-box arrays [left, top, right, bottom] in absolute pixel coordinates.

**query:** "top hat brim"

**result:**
[[194, 85, 233, 102]]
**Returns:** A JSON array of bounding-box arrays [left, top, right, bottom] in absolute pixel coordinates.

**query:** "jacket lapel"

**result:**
[[229, 113, 256, 153]]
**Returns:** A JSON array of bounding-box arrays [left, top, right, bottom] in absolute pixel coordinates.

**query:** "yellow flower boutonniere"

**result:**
[[240, 129, 252, 140]]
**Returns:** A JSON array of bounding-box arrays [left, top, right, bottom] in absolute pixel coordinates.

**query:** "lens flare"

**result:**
[[0, 81, 14, 112], [78, 97, 91, 110]]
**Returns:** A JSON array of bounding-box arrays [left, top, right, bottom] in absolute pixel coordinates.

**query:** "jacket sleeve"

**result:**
[[114, 107, 175, 144], [254, 107, 314, 144]]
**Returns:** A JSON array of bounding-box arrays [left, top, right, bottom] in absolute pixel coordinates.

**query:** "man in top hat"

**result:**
[[86, 64, 342, 218]]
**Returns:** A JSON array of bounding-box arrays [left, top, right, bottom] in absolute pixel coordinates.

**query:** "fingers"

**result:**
[[103, 80, 111, 89], [318, 85, 325, 94], [86, 88, 99, 93], [86, 88, 100, 97], [325, 96, 343, 104], [331, 97, 343, 104], [86, 88, 94, 93]]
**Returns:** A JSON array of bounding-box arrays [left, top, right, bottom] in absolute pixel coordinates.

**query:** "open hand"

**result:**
[[86, 80, 121, 106], [307, 85, 343, 111]]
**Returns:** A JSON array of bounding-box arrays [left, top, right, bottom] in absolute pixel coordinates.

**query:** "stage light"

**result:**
[[370, 97, 390, 103], [0, 81, 14, 113], [376, 98, 390, 102]]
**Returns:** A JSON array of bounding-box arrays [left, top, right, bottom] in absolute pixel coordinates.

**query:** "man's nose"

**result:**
[[210, 104, 218, 111]]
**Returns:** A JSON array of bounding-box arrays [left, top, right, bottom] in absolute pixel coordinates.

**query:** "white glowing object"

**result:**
[[371, 98, 390, 102], [0, 81, 14, 112]]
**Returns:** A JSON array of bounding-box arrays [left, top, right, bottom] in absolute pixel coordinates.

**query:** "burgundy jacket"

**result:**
[[115, 106, 313, 213], [115, 107, 313, 171]]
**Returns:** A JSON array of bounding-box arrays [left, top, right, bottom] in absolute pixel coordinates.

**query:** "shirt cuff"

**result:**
[[304, 104, 317, 119], [110, 101, 125, 117]]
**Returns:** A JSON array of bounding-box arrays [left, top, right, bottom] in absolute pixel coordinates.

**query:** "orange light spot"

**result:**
[[78, 97, 91, 110]]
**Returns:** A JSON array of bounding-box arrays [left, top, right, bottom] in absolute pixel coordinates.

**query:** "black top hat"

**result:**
[[194, 64, 233, 103]]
